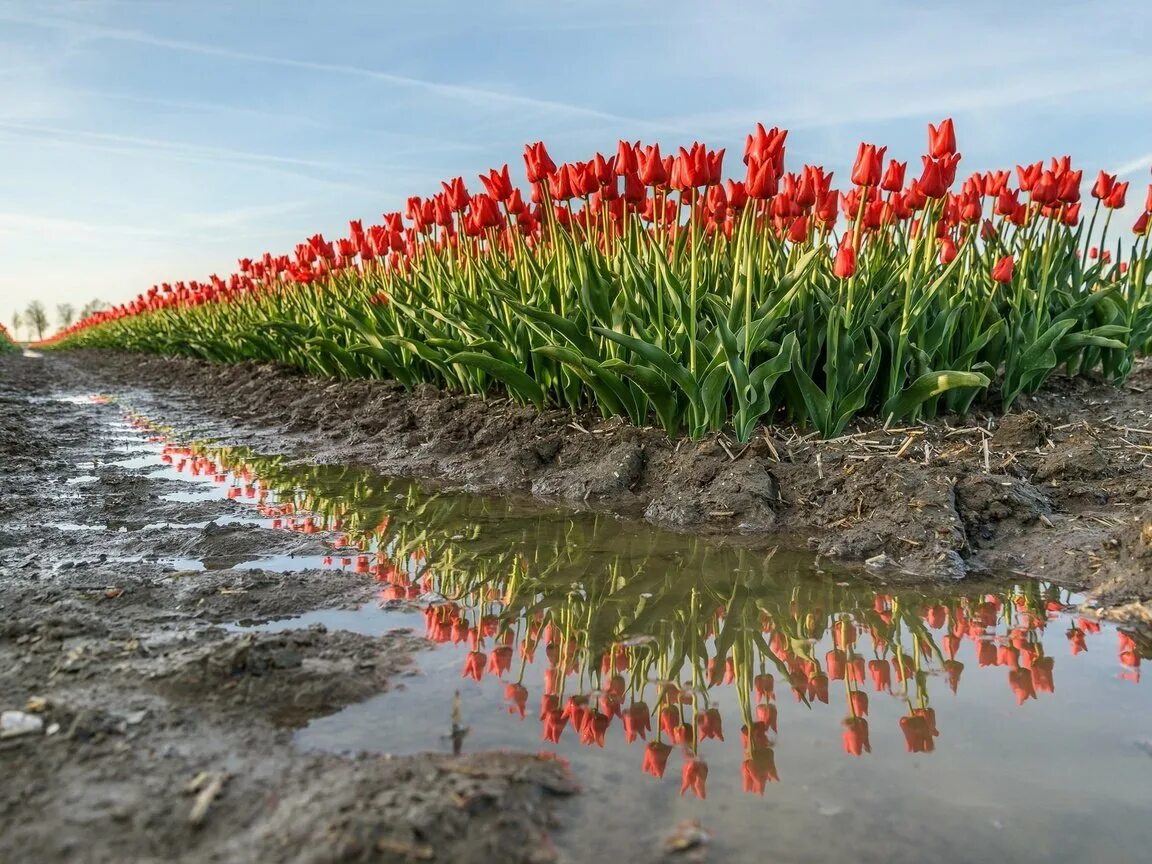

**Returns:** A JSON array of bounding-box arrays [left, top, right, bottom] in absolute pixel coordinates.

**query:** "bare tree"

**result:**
[[25, 301, 49, 341], [57, 303, 76, 329], [11, 311, 22, 340]]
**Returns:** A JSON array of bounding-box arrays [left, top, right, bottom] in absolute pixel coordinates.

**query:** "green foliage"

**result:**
[[53, 202, 1152, 441]]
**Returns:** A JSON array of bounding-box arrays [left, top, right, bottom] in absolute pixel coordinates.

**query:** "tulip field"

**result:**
[[42, 120, 1152, 438], [0, 323, 17, 351]]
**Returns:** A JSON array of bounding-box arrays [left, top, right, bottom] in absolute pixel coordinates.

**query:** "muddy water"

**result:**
[[106, 405, 1151, 863]]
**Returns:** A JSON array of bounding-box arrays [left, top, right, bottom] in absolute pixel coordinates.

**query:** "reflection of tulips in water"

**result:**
[[132, 418, 1148, 799]]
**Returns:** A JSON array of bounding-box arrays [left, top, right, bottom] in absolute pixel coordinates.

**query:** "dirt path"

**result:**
[[0, 353, 575, 864], [45, 349, 1152, 618]]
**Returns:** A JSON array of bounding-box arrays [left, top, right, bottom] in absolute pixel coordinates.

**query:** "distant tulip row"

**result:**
[[0, 322, 18, 351], [47, 120, 1152, 438]]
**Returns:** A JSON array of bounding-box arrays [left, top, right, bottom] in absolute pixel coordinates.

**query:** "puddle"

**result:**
[[86, 408, 1152, 861]]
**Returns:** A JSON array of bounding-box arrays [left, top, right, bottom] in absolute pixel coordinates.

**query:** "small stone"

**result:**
[[1, 710, 45, 739], [864, 552, 898, 572], [663, 819, 710, 853]]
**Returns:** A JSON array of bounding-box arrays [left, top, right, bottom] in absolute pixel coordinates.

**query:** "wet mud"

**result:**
[[47, 349, 1152, 616], [0, 354, 575, 864]]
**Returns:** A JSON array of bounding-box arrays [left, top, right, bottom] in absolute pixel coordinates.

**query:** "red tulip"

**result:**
[[826, 649, 847, 681], [1009, 668, 1037, 704], [899, 713, 935, 753], [579, 710, 611, 747], [1031, 656, 1055, 693], [541, 708, 565, 743], [833, 235, 856, 278], [891, 653, 915, 682], [642, 741, 672, 778], [562, 695, 590, 732], [1067, 627, 1087, 655], [744, 123, 787, 169], [623, 702, 651, 742], [756, 702, 778, 734], [615, 139, 638, 175], [1016, 161, 1043, 191], [943, 659, 964, 693], [842, 716, 871, 756], [984, 170, 1011, 196], [928, 118, 957, 158], [478, 164, 514, 202], [868, 659, 891, 692], [881, 159, 907, 193], [548, 164, 577, 200], [1104, 181, 1128, 209], [846, 655, 866, 684], [441, 177, 470, 211], [848, 689, 869, 717], [851, 143, 887, 187], [741, 749, 779, 793], [745, 157, 779, 200], [741, 721, 771, 751], [638, 144, 667, 187], [991, 255, 1015, 283], [659, 704, 681, 737], [787, 215, 809, 243], [754, 673, 775, 701], [917, 156, 949, 199], [462, 650, 486, 681], [487, 645, 513, 676], [808, 673, 829, 704], [505, 683, 528, 717], [523, 142, 556, 184], [697, 707, 724, 741], [1091, 170, 1116, 200], [681, 757, 709, 799]]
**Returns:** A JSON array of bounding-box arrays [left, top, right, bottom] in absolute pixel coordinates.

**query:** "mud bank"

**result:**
[[0, 354, 576, 864], [46, 349, 1152, 614]]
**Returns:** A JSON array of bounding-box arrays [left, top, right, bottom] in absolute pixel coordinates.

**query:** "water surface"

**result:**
[[114, 404, 1152, 863]]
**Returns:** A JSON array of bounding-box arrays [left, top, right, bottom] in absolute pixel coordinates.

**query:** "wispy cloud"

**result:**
[[2, 10, 685, 134], [0, 119, 369, 183], [62, 87, 323, 127], [1114, 153, 1152, 178], [0, 211, 186, 239]]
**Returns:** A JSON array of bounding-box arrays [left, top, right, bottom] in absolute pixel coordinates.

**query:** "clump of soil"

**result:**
[[50, 349, 1152, 612]]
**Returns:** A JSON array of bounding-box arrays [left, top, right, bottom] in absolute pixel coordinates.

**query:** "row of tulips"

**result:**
[[49, 120, 1152, 438], [124, 413, 1145, 800], [0, 322, 18, 351]]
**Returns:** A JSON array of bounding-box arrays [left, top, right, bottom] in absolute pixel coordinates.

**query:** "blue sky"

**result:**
[[2, 0, 1150, 335]]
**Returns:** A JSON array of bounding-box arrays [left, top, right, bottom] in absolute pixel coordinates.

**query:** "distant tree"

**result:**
[[11, 310, 22, 340], [80, 298, 109, 319], [25, 301, 49, 341], [57, 303, 76, 329]]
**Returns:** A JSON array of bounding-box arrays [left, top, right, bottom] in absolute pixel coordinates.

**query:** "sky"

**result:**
[[1, 0, 1151, 337]]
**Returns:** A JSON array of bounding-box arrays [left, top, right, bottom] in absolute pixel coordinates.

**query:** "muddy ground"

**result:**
[[0, 353, 577, 864], [2, 349, 1151, 863], [49, 349, 1152, 616]]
